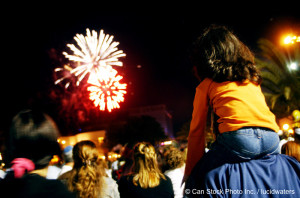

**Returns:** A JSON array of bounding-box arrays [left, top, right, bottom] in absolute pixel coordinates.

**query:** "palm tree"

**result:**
[[255, 39, 300, 118]]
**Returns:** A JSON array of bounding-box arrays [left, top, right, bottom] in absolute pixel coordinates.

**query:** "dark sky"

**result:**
[[1, 6, 299, 133]]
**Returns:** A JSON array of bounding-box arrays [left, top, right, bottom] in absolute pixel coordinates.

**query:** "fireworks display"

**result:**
[[54, 28, 127, 112], [54, 65, 73, 88], [55, 28, 126, 86], [87, 67, 127, 112]]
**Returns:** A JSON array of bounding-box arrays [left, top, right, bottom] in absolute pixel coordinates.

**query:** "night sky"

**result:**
[[1, 5, 299, 134]]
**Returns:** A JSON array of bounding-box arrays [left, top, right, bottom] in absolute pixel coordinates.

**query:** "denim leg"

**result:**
[[216, 127, 280, 159], [259, 128, 280, 156]]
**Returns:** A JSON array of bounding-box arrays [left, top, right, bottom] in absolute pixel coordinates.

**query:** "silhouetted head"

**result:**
[[7, 109, 61, 169]]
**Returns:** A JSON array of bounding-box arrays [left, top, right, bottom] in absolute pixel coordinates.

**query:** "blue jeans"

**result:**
[[216, 127, 280, 159]]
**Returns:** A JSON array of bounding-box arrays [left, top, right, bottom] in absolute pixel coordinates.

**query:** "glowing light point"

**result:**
[[284, 36, 293, 44], [283, 124, 289, 131], [288, 129, 294, 135], [289, 62, 298, 71], [283, 35, 300, 45]]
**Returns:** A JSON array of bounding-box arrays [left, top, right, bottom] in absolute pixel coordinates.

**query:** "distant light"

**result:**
[[50, 155, 60, 164], [283, 35, 300, 45], [289, 62, 298, 70], [98, 137, 104, 144], [61, 140, 66, 144], [283, 124, 289, 131], [100, 155, 106, 160], [284, 35, 294, 44], [137, 65, 142, 68], [161, 140, 172, 146], [288, 129, 294, 135]]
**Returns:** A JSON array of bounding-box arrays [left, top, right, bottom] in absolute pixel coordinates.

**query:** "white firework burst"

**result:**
[[55, 28, 126, 86]]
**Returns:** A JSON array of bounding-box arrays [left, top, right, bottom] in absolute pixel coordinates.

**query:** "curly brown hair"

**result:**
[[164, 147, 185, 170], [191, 25, 262, 84]]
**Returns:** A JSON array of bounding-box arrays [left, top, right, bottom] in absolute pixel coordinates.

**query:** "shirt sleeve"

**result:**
[[111, 181, 120, 198], [184, 80, 210, 177]]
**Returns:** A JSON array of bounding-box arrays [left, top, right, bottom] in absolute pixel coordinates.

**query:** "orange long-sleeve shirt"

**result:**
[[185, 78, 279, 177]]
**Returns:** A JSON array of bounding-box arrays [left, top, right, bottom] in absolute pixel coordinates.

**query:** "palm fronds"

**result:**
[[255, 39, 300, 117]]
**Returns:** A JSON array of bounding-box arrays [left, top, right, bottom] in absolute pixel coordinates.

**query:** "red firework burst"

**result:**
[[87, 67, 127, 112]]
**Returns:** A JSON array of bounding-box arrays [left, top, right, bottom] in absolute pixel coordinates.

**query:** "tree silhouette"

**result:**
[[256, 39, 300, 118], [105, 115, 167, 149]]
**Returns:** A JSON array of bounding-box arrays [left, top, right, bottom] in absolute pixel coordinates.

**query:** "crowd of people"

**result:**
[[0, 24, 300, 197], [0, 108, 299, 198], [0, 109, 188, 198]]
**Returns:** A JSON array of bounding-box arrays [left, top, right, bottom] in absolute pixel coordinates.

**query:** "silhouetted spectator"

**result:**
[[58, 145, 73, 176], [164, 147, 185, 198], [0, 109, 75, 198]]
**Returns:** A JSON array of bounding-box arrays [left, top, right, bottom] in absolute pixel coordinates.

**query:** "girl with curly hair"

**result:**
[[184, 25, 280, 183], [59, 140, 119, 198]]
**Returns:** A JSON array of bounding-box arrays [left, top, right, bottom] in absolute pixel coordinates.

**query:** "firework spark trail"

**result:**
[[54, 65, 73, 88], [87, 67, 127, 112], [55, 29, 126, 86]]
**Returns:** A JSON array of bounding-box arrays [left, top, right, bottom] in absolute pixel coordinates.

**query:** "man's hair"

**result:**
[[7, 109, 61, 169]]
